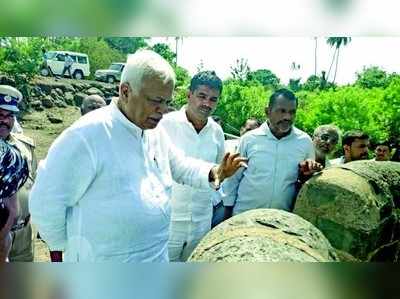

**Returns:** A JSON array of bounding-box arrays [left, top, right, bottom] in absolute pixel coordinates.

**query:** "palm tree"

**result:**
[[175, 36, 184, 66], [326, 37, 351, 84], [314, 37, 318, 76]]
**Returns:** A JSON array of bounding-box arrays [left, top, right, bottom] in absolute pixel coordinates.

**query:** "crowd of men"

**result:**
[[0, 49, 398, 262]]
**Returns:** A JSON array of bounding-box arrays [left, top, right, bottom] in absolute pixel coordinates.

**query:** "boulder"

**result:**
[[294, 161, 400, 261], [0, 75, 15, 86], [30, 100, 43, 111], [41, 95, 55, 108], [54, 100, 67, 108], [47, 114, 63, 124], [89, 81, 107, 90], [71, 82, 90, 91], [64, 92, 75, 106], [74, 93, 88, 107], [35, 81, 75, 94], [55, 88, 64, 96], [189, 209, 339, 262], [86, 87, 104, 97]]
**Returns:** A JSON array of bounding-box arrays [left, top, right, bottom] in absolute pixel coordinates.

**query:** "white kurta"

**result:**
[[158, 107, 225, 223], [29, 100, 213, 262]]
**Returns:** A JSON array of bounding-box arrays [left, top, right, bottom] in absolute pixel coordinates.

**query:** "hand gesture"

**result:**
[[212, 153, 248, 188], [298, 159, 323, 177]]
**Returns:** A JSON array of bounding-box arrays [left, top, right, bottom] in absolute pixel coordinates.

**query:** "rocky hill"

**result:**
[[0, 75, 119, 113]]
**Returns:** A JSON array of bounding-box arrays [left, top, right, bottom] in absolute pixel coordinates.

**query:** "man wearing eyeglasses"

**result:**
[[312, 125, 341, 168], [0, 85, 37, 262]]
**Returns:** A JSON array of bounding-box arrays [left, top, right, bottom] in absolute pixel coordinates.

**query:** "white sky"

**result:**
[[150, 37, 400, 85]]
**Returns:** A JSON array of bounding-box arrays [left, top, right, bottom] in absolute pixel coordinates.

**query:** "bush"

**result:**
[[295, 86, 390, 142], [215, 80, 270, 134], [355, 66, 391, 89]]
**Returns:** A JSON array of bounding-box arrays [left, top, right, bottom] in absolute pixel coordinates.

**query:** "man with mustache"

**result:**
[[312, 125, 340, 168], [222, 89, 321, 218], [330, 130, 370, 165], [373, 141, 391, 161], [158, 71, 225, 261], [0, 85, 37, 262], [29, 51, 246, 262]]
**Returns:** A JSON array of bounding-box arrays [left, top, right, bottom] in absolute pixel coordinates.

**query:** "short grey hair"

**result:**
[[313, 124, 341, 140], [120, 50, 176, 95]]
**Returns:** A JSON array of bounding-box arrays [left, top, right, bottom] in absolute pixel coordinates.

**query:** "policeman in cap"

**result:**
[[0, 85, 37, 262]]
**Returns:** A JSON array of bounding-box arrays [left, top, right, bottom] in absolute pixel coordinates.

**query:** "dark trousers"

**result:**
[[211, 201, 225, 228], [61, 65, 72, 77]]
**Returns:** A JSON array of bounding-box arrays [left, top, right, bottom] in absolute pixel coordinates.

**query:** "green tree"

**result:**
[[0, 37, 43, 85], [151, 43, 176, 65], [103, 37, 148, 54], [326, 37, 351, 84], [77, 38, 126, 77], [355, 66, 391, 89], [247, 69, 280, 89], [214, 80, 269, 134]]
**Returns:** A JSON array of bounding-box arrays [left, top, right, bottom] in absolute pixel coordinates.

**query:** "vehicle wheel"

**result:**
[[107, 76, 115, 84], [40, 68, 50, 76], [73, 70, 83, 80]]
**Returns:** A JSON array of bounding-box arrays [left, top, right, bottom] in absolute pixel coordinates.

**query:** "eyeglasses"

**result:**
[[319, 133, 338, 144]]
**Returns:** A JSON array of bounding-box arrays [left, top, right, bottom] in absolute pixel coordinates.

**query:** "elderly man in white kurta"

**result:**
[[29, 50, 246, 262]]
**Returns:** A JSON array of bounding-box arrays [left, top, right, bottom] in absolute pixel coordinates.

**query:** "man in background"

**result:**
[[330, 130, 369, 165], [0, 85, 37, 262], [80, 95, 106, 116], [373, 141, 391, 161], [312, 124, 340, 168]]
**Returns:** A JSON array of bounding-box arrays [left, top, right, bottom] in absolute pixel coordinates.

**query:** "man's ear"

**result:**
[[265, 106, 270, 118], [343, 144, 350, 155], [120, 83, 130, 100]]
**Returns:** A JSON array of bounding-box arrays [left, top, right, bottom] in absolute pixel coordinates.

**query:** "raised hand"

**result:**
[[212, 152, 248, 188]]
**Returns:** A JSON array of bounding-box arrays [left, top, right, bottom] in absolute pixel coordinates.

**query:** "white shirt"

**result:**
[[225, 138, 240, 154], [29, 100, 214, 262], [222, 122, 315, 214], [158, 107, 225, 222], [329, 156, 345, 166], [64, 55, 74, 67]]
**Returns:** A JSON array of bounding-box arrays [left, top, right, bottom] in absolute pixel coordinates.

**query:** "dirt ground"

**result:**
[[21, 105, 81, 262]]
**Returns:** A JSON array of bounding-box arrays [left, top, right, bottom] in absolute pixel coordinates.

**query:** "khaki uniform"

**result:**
[[7, 133, 37, 262]]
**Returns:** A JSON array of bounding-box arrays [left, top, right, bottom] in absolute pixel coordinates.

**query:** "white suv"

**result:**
[[41, 50, 90, 79]]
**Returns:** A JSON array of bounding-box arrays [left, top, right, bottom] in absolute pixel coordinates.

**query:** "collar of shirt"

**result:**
[[252, 121, 295, 141], [110, 98, 144, 140], [176, 105, 214, 133]]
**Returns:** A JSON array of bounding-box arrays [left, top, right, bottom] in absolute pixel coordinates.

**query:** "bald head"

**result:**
[[81, 95, 106, 115]]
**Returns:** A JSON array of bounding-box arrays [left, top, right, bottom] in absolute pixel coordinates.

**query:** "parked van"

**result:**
[[41, 51, 90, 79]]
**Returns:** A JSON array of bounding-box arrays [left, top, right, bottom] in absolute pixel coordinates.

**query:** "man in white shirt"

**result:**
[[29, 50, 246, 262], [330, 130, 370, 165], [159, 71, 225, 261], [222, 89, 321, 218], [61, 53, 74, 78]]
